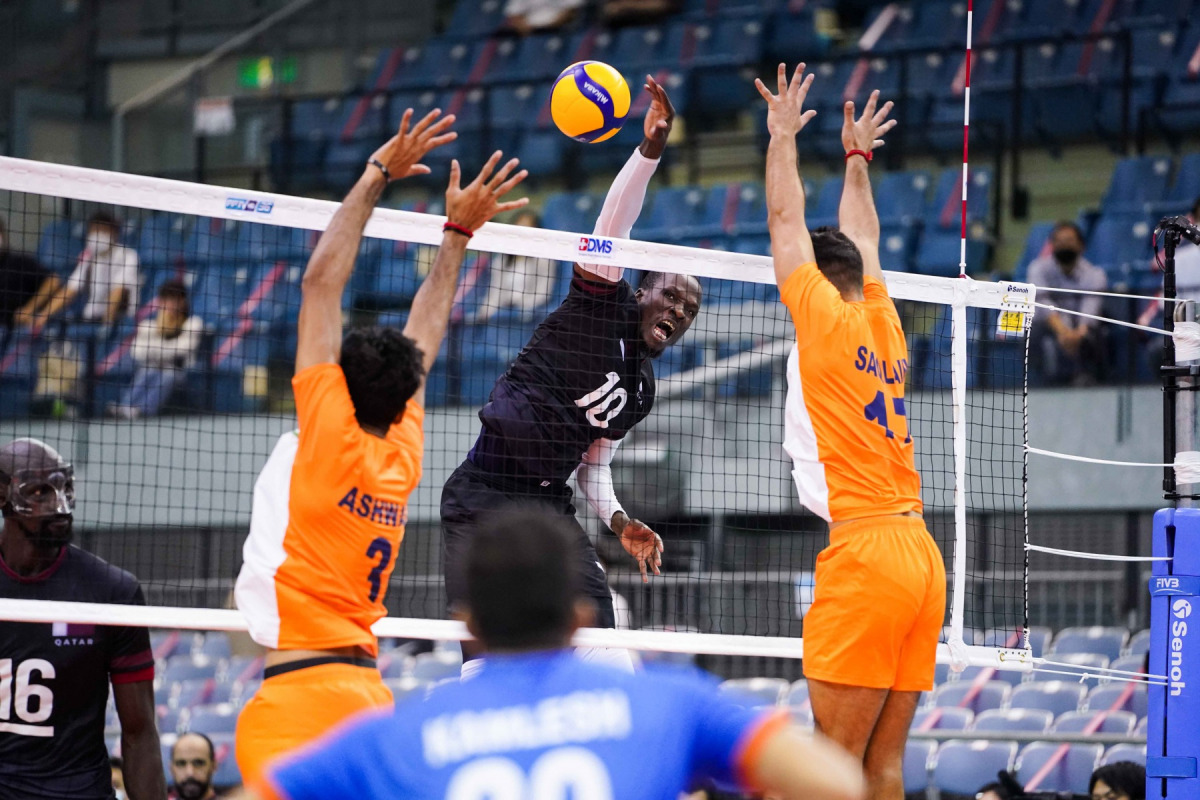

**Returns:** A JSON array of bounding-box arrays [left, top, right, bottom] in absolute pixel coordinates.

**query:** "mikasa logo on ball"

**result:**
[[581, 82, 610, 105]]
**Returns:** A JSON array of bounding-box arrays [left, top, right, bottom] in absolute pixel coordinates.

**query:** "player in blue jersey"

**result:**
[[242, 509, 865, 800]]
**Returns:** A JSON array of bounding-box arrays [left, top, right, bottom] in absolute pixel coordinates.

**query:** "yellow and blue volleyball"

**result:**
[[550, 61, 631, 143]]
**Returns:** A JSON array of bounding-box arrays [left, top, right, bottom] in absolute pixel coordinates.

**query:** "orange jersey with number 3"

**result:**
[[235, 363, 424, 656], [780, 263, 921, 523]]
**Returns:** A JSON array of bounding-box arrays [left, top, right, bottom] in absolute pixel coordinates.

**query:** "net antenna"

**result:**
[[110, 0, 322, 173]]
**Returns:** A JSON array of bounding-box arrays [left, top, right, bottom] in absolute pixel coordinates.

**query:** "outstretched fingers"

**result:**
[[447, 159, 462, 190], [754, 77, 775, 104], [493, 167, 529, 198], [472, 150, 503, 186], [486, 157, 521, 191], [872, 99, 895, 127], [409, 107, 444, 138]]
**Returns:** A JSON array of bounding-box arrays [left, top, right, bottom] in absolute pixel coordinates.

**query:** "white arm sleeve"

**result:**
[[577, 149, 660, 282], [575, 436, 625, 528]]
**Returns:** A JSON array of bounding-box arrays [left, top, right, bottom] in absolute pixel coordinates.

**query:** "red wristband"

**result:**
[[845, 149, 873, 163], [443, 222, 474, 239]]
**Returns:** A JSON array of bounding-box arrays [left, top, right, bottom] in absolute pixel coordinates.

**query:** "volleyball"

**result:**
[[550, 61, 631, 143]]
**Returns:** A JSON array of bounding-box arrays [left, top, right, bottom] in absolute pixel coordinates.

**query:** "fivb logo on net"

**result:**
[[1171, 598, 1192, 696], [225, 197, 275, 215]]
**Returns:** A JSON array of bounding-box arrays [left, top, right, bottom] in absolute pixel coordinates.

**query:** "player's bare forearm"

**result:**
[[295, 168, 387, 373], [403, 231, 469, 380], [114, 681, 167, 800], [838, 157, 884, 277], [750, 725, 866, 800], [765, 133, 815, 286]]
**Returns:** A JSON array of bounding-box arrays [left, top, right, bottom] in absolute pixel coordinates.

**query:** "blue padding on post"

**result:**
[[1148, 757, 1198, 780]]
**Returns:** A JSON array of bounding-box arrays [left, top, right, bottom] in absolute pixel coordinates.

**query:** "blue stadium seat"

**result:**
[[542, 192, 602, 233], [933, 741, 1017, 795], [930, 681, 1010, 713], [806, 178, 843, 230], [719, 678, 788, 706], [458, 316, 538, 407], [876, 171, 933, 226], [929, 167, 993, 229], [224, 655, 263, 684], [193, 633, 231, 660], [1009, 681, 1088, 716], [190, 265, 256, 326], [379, 652, 414, 679], [152, 630, 189, 660], [764, 3, 833, 64], [158, 707, 183, 736], [1168, 153, 1200, 208], [1051, 653, 1112, 689], [786, 680, 809, 708], [611, 24, 672, 74], [973, 708, 1054, 733], [171, 677, 217, 710], [1110, 654, 1147, 676], [163, 656, 220, 684], [1051, 626, 1129, 661], [1054, 709, 1138, 735], [681, 17, 765, 68], [136, 214, 190, 269], [387, 40, 480, 90], [1086, 683, 1148, 717], [184, 703, 239, 733], [444, 0, 506, 40], [210, 732, 240, 788], [489, 84, 544, 130], [35, 218, 87, 277], [183, 218, 257, 269], [370, 239, 426, 309], [1015, 742, 1104, 794], [1005, 0, 1090, 40], [728, 182, 768, 236], [210, 325, 271, 413], [513, 128, 566, 177], [1101, 156, 1174, 215], [911, 707, 974, 731], [914, 229, 966, 278], [1127, 628, 1152, 656], [958, 665, 1025, 688], [1013, 223, 1055, 281], [411, 651, 462, 682], [1102, 743, 1147, 766], [1086, 215, 1156, 280], [636, 186, 723, 241], [904, 741, 936, 794]]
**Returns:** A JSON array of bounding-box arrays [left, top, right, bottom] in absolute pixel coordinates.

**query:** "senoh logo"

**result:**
[[578, 237, 614, 256], [1171, 598, 1192, 696]]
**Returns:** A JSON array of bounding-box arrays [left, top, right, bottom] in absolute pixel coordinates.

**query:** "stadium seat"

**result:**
[[152, 630, 189, 660], [387, 676, 429, 704], [411, 651, 462, 682], [157, 706, 183, 735], [719, 678, 788, 707], [929, 167, 993, 230], [911, 707, 974, 731], [193, 632, 231, 660], [1051, 626, 1129, 661], [1168, 152, 1200, 208], [958, 665, 1026, 688], [184, 703, 239, 733], [1126, 629, 1152, 656], [1086, 683, 1149, 718], [635, 185, 724, 241], [875, 171, 933, 226], [1103, 743, 1146, 766], [170, 678, 217, 710], [1085, 215, 1156, 278], [379, 652, 414, 679], [933, 740, 1018, 795], [1015, 742, 1104, 794], [1101, 157, 1174, 215], [930, 680, 1010, 713], [972, 708, 1054, 733], [1053, 710, 1138, 735], [786, 680, 809, 708], [444, 0, 506, 40], [233, 679, 261, 706], [387, 40, 480, 91], [1110, 653, 1148, 677], [903, 740, 936, 794], [1009, 682, 1088, 716], [1013, 223, 1056, 281], [210, 732, 240, 788], [542, 192, 602, 234], [163, 656, 220, 684], [36, 218, 87, 276], [224, 655, 264, 685]]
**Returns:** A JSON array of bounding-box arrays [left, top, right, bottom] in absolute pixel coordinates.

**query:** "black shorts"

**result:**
[[440, 460, 616, 628]]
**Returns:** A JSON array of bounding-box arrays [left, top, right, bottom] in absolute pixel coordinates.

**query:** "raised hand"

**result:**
[[445, 151, 530, 233], [842, 89, 898, 155], [614, 512, 663, 583], [754, 63, 818, 139], [368, 108, 458, 182], [640, 75, 676, 159]]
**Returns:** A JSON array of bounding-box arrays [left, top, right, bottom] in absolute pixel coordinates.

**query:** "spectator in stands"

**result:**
[[504, 0, 582, 34], [601, 0, 683, 26], [169, 732, 219, 800], [1089, 761, 1145, 800], [974, 777, 1013, 800], [111, 756, 127, 800], [108, 280, 203, 420], [0, 216, 58, 351], [472, 211, 555, 320], [1027, 221, 1108, 386], [32, 211, 139, 329]]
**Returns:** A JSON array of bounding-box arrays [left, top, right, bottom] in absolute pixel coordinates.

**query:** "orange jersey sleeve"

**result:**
[[779, 265, 922, 523], [236, 364, 425, 654]]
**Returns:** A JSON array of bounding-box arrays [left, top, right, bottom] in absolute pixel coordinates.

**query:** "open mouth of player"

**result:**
[[652, 318, 676, 343]]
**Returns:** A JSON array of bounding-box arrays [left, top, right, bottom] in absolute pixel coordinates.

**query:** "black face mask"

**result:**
[[1053, 247, 1080, 267]]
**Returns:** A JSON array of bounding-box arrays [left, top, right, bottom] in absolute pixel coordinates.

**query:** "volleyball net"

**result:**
[[0, 156, 1033, 668]]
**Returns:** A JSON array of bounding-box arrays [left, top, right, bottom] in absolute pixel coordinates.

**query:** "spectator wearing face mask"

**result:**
[[169, 733, 221, 799], [30, 212, 139, 329], [1027, 221, 1108, 386], [107, 280, 203, 420]]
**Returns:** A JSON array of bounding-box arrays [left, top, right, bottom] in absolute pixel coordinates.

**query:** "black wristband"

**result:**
[[368, 158, 391, 182]]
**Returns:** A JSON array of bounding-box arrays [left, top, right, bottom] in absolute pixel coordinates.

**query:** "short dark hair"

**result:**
[[975, 782, 1009, 800], [811, 226, 865, 295], [87, 211, 120, 236], [158, 279, 190, 317], [1052, 220, 1086, 244], [340, 326, 425, 430], [640, 271, 667, 291], [1089, 761, 1145, 800], [171, 731, 215, 762], [466, 509, 580, 650]]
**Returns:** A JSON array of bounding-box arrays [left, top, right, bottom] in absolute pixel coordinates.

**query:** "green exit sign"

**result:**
[[238, 57, 297, 89]]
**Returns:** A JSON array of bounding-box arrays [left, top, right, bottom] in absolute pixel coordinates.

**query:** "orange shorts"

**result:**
[[802, 517, 946, 692], [235, 661, 393, 786]]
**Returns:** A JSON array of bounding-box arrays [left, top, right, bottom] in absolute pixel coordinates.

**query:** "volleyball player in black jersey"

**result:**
[[441, 78, 702, 669], [0, 437, 164, 800]]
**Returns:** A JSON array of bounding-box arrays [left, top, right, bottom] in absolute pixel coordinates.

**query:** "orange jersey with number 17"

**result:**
[[235, 363, 424, 656], [780, 263, 922, 524]]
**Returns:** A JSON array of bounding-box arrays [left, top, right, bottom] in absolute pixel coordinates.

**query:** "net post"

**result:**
[[947, 298, 970, 667], [1148, 508, 1200, 799]]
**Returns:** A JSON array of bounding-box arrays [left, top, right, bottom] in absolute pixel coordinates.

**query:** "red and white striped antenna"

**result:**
[[958, 0, 974, 277]]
